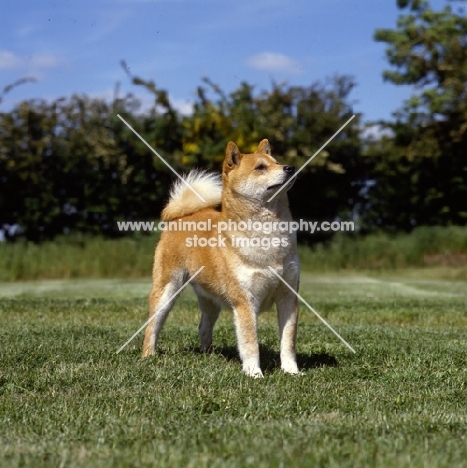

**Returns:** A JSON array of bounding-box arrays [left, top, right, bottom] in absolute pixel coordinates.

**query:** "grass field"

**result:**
[[2, 226, 467, 281], [1, 271, 467, 467]]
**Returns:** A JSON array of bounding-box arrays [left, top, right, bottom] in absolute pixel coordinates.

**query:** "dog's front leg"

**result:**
[[233, 303, 263, 378], [276, 290, 300, 374]]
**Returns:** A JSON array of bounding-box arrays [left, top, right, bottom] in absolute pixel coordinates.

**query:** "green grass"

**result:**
[[1, 272, 467, 467], [299, 225, 467, 275], [0, 235, 159, 282], [1, 226, 467, 281]]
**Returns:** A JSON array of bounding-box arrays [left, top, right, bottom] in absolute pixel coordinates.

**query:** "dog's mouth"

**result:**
[[267, 177, 294, 191], [267, 182, 286, 190]]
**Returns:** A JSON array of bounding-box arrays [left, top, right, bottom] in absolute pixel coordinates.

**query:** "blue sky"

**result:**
[[1, 0, 449, 123]]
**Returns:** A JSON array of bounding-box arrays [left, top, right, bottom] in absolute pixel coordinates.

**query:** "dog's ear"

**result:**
[[255, 139, 271, 155], [223, 141, 242, 172]]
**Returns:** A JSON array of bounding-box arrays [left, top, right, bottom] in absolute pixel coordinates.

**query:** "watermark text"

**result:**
[[117, 219, 354, 235]]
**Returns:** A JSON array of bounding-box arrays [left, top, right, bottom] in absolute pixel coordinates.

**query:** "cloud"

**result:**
[[135, 94, 194, 116], [170, 97, 193, 116], [361, 124, 394, 141], [0, 50, 64, 71], [245, 52, 303, 74], [0, 51, 23, 70], [87, 88, 194, 117]]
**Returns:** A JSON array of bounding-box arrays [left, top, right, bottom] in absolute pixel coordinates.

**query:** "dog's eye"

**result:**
[[255, 164, 267, 171]]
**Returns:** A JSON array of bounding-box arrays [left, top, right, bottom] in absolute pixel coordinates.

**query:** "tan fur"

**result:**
[[143, 139, 300, 377]]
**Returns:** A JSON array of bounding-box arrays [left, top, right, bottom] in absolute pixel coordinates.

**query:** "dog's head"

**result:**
[[222, 139, 295, 202]]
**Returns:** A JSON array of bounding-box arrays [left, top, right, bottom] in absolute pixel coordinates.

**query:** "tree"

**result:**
[[1, 75, 362, 242], [362, 0, 467, 231], [0, 94, 172, 241]]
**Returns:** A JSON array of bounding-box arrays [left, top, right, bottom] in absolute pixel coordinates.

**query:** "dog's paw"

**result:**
[[141, 348, 155, 358], [281, 362, 301, 375], [243, 365, 264, 379]]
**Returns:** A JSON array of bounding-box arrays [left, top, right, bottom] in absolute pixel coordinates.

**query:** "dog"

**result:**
[[142, 139, 300, 377]]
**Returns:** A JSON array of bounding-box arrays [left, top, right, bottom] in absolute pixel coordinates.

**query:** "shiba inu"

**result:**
[[142, 139, 300, 378]]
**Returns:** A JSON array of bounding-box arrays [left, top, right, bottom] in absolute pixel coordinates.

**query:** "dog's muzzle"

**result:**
[[267, 165, 296, 191]]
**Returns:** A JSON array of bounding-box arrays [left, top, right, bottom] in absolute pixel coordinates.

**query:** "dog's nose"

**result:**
[[283, 165, 295, 174]]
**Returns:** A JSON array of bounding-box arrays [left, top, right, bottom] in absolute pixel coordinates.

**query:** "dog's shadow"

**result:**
[[200, 345, 338, 372]]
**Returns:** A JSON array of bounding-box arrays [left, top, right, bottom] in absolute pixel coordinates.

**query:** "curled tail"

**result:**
[[161, 170, 222, 221]]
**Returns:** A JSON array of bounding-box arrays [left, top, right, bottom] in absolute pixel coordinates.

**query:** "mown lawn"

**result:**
[[1, 272, 466, 467]]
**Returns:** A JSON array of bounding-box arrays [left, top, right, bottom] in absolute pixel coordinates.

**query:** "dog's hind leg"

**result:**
[[197, 296, 221, 352], [142, 271, 185, 357]]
